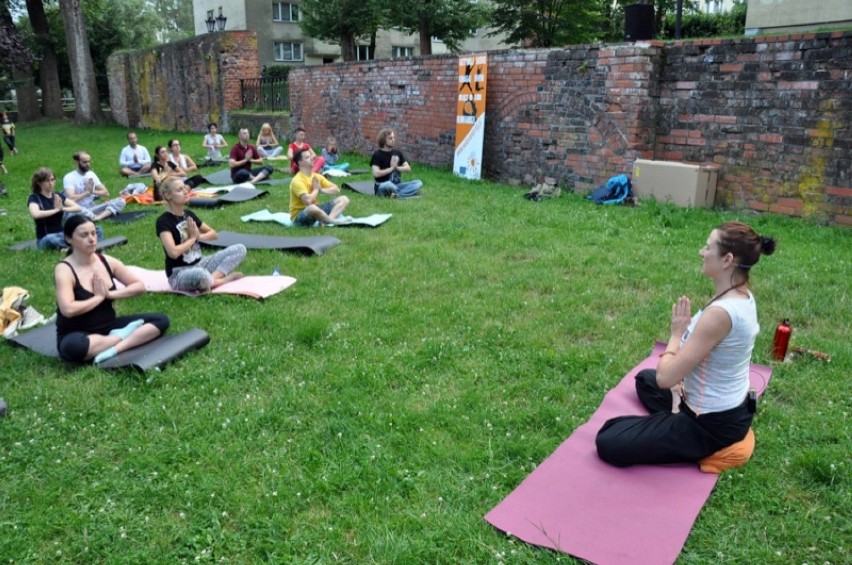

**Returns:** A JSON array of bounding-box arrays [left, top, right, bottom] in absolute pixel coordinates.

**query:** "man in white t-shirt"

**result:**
[[119, 132, 152, 177], [63, 151, 125, 221]]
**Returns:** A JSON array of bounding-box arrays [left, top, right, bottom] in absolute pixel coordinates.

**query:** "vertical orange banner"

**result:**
[[454, 53, 487, 180]]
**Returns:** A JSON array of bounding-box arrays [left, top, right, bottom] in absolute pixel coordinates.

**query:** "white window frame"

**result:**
[[274, 42, 303, 62], [391, 46, 414, 59], [272, 2, 300, 22], [356, 45, 375, 61]]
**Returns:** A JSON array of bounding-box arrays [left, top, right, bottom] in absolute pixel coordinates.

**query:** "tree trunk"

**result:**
[[11, 67, 42, 122], [27, 0, 65, 119], [340, 32, 356, 62], [418, 16, 431, 56], [58, 0, 105, 124]]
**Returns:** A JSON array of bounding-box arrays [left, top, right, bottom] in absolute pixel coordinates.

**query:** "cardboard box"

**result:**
[[631, 159, 719, 208]]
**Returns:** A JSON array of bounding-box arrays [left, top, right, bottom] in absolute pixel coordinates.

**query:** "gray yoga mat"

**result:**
[[343, 180, 376, 196], [7, 235, 128, 252], [8, 322, 210, 373], [202, 168, 290, 187], [106, 210, 157, 223], [200, 230, 340, 256], [188, 187, 269, 208]]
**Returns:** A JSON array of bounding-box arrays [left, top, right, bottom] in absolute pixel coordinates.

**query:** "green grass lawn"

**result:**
[[1, 121, 849, 563]]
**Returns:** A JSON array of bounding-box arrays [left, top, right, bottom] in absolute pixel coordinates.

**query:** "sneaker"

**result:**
[[0, 183, 7, 197]]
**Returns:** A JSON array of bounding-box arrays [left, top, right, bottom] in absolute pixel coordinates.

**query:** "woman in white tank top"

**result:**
[[596, 221, 777, 467]]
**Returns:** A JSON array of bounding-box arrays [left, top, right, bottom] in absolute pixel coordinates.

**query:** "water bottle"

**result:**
[[272, 267, 280, 277], [772, 319, 792, 361]]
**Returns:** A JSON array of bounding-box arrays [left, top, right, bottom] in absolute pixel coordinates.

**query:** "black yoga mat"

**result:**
[[106, 210, 157, 223], [200, 230, 340, 256], [7, 322, 210, 373], [188, 187, 269, 208], [202, 168, 289, 186], [7, 235, 128, 252]]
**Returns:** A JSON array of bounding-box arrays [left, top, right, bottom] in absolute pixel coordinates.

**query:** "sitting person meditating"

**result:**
[[203, 122, 228, 162], [28, 167, 96, 250], [596, 221, 776, 467], [255, 123, 284, 158], [55, 214, 169, 364], [229, 128, 273, 184], [150, 143, 206, 192], [289, 148, 351, 227], [62, 151, 126, 221], [321, 136, 349, 173], [370, 128, 422, 198], [118, 132, 152, 177], [287, 127, 325, 174], [157, 176, 247, 292]]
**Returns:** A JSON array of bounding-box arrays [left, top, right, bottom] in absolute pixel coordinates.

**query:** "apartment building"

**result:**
[[191, 0, 511, 70]]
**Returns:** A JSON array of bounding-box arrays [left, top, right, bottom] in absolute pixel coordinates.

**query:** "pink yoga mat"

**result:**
[[126, 266, 296, 300], [484, 342, 772, 565]]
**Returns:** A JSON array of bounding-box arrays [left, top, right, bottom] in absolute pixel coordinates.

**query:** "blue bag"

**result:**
[[587, 174, 632, 205]]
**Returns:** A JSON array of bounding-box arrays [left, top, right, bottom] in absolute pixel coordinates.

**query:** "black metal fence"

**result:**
[[240, 76, 289, 112]]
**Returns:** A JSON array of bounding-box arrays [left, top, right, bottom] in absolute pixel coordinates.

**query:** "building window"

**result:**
[[356, 45, 375, 61], [273, 2, 300, 22], [274, 42, 303, 62], [391, 46, 414, 59], [704, 0, 723, 13]]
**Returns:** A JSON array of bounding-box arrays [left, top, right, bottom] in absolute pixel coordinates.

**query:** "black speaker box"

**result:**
[[625, 4, 655, 41]]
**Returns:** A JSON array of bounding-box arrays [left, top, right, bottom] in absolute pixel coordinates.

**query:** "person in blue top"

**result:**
[[596, 221, 776, 466]]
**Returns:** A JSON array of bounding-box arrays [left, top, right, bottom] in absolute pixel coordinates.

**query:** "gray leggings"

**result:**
[[168, 244, 247, 291]]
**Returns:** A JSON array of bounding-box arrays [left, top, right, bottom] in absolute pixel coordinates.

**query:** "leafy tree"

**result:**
[[1, 0, 41, 120], [614, 0, 700, 39], [659, 0, 746, 38], [149, 0, 194, 42], [488, 0, 605, 48], [384, 0, 491, 55], [19, 0, 160, 105], [25, 0, 64, 118], [299, 0, 384, 61]]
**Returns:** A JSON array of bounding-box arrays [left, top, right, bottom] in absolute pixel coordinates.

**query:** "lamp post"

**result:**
[[216, 6, 227, 31], [205, 10, 215, 33]]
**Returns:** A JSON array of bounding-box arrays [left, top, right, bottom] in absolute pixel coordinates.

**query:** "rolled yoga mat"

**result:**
[[484, 342, 773, 565]]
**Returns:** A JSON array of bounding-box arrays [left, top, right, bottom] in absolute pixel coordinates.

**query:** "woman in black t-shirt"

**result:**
[[156, 176, 246, 292]]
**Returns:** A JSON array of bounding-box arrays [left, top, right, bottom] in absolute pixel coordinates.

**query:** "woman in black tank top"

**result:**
[[55, 215, 169, 364]]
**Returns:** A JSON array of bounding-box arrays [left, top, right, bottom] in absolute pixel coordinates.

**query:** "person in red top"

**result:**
[[286, 127, 325, 174], [228, 128, 274, 183]]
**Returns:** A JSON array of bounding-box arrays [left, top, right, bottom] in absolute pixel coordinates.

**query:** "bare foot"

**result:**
[[213, 272, 244, 287]]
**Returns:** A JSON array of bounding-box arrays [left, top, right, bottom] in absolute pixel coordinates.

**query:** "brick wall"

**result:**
[[290, 32, 851, 226], [108, 31, 259, 134]]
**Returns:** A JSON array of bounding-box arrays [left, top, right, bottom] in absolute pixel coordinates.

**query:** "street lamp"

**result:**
[[216, 7, 227, 31], [205, 10, 215, 33]]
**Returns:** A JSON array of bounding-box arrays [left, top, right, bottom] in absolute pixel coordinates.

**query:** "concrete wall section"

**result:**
[[746, 0, 852, 34], [108, 31, 259, 134]]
